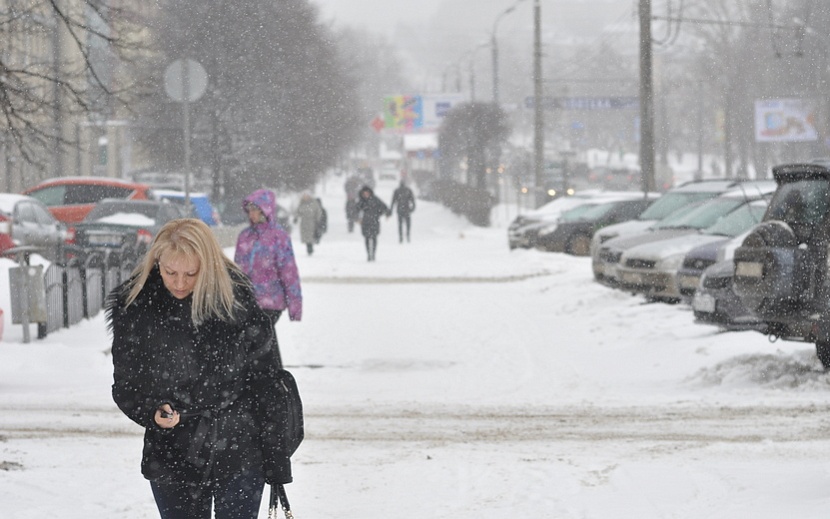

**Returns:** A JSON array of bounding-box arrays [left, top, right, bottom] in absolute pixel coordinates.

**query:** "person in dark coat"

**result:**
[[389, 179, 416, 243], [356, 185, 389, 261], [108, 218, 292, 519]]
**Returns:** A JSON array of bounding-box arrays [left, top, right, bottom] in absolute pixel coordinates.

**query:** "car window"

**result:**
[[65, 184, 132, 205], [572, 202, 619, 220], [637, 192, 718, 220], [27, 185, 66, 206], [16, 202, 37, 224], [766, 179, 830, 226], [558, 204, 599, 222], [703, 200, 768, 237], [653, 198, 744, 230], [31, 202, 56, 226]]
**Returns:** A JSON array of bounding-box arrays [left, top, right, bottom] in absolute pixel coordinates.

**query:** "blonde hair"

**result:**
[[126, 218, 242, 324]]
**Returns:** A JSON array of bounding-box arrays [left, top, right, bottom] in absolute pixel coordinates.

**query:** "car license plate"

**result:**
[[88, 234, 121, 245], [735, 261, 763, 277], [622, 272, 642, 284], [678, 275, 700, 290], [692, 293, 716, 313], [603, 264, 617, 277]]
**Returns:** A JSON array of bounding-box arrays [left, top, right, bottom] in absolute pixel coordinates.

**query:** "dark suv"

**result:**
[[733, 162, 830, 367]]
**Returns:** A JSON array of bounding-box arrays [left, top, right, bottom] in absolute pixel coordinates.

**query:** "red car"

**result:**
[[23, 177, 156, 223]]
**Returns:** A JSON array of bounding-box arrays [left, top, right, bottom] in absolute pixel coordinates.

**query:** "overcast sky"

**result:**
[[311, 0, 446, 37]]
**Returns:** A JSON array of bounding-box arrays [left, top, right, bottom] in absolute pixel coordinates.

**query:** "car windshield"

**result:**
[[765, 179, 830, 226], [652, 197, 744, 230], [637, 191, 718, 220], [702, 200, 768, 237], [569, 201, 620, 221]]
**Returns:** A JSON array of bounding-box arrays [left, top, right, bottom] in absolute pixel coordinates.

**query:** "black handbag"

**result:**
[[269, 484, 293, 519]]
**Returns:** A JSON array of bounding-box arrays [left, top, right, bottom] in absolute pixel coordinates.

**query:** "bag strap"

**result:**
[[269, 484, 293, 519]]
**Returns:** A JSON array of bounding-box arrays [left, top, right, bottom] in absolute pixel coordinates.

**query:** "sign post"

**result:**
[[164, 59, 208, 209]]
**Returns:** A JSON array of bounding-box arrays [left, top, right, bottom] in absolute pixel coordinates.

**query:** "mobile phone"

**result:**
[[160, 409, 173, 419]]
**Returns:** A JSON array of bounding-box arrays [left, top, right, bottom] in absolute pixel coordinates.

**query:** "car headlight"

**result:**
[[657, 253, 686, 272], [539, 223, 558, 235], [598, 232, 618, 244]]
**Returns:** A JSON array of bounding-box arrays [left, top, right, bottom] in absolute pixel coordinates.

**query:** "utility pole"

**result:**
[[639, 0, 656, 192], [533, 0, 544, 208]]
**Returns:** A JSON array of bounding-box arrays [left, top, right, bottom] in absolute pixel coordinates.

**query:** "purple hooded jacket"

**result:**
[[234, 189, 302, 320]]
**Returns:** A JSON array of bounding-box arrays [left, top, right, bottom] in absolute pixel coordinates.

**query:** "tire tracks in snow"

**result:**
[[1, 404, 829, 444]]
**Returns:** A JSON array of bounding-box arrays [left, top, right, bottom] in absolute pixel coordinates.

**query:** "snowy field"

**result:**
[[2, 176, 830, 518]]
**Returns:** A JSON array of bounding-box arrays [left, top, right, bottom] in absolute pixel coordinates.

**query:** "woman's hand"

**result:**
[[154, 404, 180, 429]]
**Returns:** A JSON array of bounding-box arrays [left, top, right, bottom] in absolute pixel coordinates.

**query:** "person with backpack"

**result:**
[[356, 185, 389, 261], [108, 218, 294, 519], [389, 179, 416, 243]]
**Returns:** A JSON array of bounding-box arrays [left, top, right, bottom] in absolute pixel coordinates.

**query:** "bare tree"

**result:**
[[0, 0, 144, 183], [132, 0, 363, 208]]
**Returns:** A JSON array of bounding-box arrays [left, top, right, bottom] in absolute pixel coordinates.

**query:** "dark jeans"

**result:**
[[364, 235, 377, 261], [397, 213, 411, 242], [150, 468, 265, 519], [305, 242, 314, 255]]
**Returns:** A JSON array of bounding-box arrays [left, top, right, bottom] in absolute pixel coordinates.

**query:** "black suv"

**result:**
[[733, 162, 830, 367]]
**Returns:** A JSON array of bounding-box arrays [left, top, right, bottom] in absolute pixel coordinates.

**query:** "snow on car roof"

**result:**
[[92, 212, 156, 226], [0, 193, 34, 213]]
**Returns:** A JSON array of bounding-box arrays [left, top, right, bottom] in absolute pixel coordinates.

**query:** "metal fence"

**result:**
[[8, 248, 135, 341]]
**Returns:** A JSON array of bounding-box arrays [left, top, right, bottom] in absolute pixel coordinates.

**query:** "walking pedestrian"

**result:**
[[108, 218, 293, 519], [356, 185, 389, 261], [295, 192, 323, 256], [314, 197, 328, 244], [234, 189, 303, 341], [389, 179, 416, 243]]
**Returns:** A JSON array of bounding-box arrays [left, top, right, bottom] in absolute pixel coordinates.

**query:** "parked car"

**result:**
[[676, 228, 753, 301], [154, 189, 222, 226], [615, 196, 770, 303], [590, 179, 742, 283], [508, 190, 647, 250], [732, 161, 830, 368], [535, 196, 656, 255], [0, 194, 67, 261], [593, 180, 772, 286], [68, 199, 187, 260], [692, 259, 767, 331], [23, 177, 156, 223]]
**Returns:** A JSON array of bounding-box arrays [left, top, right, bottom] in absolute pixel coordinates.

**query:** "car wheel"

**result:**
[[567, 234, 592, 256], [816, 342, 830, 370]]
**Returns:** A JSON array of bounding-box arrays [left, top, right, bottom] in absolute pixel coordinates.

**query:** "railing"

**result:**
[[7, 245, 136, 342]]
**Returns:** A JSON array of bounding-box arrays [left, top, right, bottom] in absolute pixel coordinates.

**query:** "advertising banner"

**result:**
[[382, 93, 466, 132], [754, 98, 818, 142]]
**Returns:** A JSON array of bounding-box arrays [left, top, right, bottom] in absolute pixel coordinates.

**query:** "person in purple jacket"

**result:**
[[234, 189, 302, 364]]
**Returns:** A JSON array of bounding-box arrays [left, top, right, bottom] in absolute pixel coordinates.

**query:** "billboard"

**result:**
[[382, 93, 466, 132], [754, 98, 818, 143]]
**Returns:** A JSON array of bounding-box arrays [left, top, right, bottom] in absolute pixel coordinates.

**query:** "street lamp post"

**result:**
[[491, 0, 527, 104]]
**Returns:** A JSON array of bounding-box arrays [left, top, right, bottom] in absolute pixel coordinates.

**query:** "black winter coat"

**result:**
[[107, 266, 292, 485], [390, 185, 416, 216], [356, 189, 389, 238]]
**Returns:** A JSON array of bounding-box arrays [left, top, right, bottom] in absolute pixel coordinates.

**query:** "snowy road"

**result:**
[[5, 184, 830, 517]]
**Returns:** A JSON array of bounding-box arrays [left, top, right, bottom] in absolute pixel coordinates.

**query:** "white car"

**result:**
[[591, 180, 772, 285]]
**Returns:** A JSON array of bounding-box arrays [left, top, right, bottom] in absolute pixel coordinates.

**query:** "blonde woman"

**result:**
[[107, 218, 292, 519]]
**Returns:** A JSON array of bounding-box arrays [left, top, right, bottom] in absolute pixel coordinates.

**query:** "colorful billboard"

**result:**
[[382, 93, 466, 132], [754, 98, 818, 143]]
